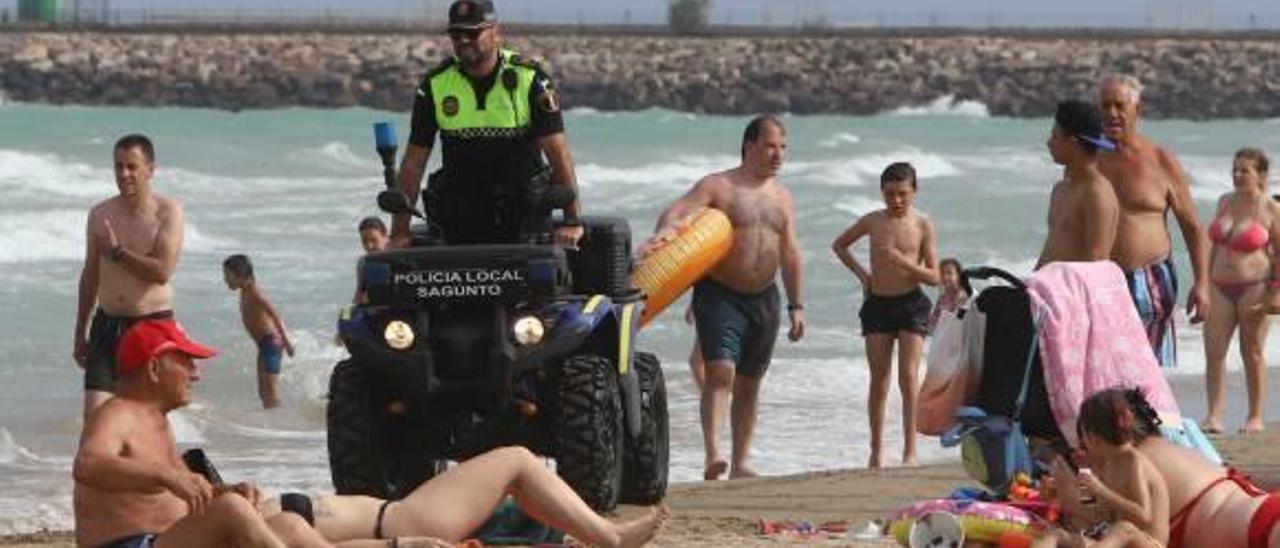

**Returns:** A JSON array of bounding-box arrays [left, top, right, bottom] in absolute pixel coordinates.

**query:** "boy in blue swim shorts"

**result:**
[[223, 254, 295, 409]]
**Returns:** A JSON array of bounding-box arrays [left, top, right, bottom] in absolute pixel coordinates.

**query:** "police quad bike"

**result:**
[[328, 122, 668, 511]]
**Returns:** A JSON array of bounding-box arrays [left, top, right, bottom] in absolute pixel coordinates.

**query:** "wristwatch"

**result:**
[[787, 303, 804, 312]]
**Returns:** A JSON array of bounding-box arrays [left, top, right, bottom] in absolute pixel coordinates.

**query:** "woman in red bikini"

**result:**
[[1203, 148, 1280, 434], [1119, 390, 1280, 548]]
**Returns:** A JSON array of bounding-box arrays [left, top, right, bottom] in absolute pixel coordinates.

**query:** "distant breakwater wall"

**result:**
[[2, 31, 1280, 118]]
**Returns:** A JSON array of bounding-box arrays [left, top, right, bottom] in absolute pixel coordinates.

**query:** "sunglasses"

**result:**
[[447, 26, 489, 41]]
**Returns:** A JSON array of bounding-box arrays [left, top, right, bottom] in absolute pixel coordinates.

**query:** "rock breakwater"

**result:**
[[2, 31, 1279, 118]]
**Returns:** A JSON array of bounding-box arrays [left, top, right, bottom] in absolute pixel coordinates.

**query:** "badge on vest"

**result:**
[[442, 96, 460, 117]]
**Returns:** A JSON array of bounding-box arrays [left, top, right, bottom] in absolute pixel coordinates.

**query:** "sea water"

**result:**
[[3, 102, 1280, 533]]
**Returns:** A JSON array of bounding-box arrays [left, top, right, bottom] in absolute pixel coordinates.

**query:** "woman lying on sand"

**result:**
[[1117, 388, 1278, 548]]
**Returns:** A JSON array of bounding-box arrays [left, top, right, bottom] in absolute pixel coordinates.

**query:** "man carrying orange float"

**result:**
[[639, 115, 806, 480]]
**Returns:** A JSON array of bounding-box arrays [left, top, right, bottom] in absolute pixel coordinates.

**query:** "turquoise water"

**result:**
[[3, 101, 1280, 532]]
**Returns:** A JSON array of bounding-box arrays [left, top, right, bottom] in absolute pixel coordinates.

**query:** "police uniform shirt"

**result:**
[[407, 54, 564, 182]]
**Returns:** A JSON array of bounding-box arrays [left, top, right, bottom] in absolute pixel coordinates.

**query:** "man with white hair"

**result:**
[[1097, 74, 1209, 368]]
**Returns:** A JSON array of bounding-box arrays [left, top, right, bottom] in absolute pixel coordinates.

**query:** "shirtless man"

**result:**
[[644, 115, 805, 480], [76, 318, 667, 548], [73, 317, 300, 548], [1098, 75, 1210, 367], [832, 162, 940, 468], [1036, 100, 1120, 268], [73, 134, 185, 418]]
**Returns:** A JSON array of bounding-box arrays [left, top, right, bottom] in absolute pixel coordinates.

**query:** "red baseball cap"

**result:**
[[116, 318, 218, 374]]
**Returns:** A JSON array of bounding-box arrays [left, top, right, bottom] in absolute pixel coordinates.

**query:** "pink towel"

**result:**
[[1026, 262, 1180, 445]]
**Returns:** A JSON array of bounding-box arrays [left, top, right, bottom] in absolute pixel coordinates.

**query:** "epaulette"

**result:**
[[506, 53, 547, 74]]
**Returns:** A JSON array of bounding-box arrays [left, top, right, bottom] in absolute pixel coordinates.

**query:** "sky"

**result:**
[[6, 0, 1280, 29]]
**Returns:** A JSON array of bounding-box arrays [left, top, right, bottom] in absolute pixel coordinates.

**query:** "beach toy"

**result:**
[[908, 511, 964, 548], [888, 499, 1047, 547], [996, 530, 1035, 548], [632, 207, 733, 327]]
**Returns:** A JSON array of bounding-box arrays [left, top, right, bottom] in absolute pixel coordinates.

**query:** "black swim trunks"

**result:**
[[85, 309, 173, 391], [96, 533, 156, 548], [859, 288, 932, 336], [692, 279, 781, 378]]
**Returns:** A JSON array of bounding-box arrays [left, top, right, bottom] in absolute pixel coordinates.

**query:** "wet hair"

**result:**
[[741, 115, 785, 159], [1236, 147, 1270, 175], [1100, 74, 1145, 105], [114, 134, 155, 164], [358, 216, 387, 234], [939, 257, 973, 296], [222, 254, 254, 280], [880, 162, 918, 189], [1077, 387, 1163, 446]]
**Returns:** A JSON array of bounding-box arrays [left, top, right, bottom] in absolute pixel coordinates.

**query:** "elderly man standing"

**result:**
[[1097, 74, 1210, 367]]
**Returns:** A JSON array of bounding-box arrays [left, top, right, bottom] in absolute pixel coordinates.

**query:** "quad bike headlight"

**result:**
[[384, 320, 415, 350], [512, 315, 545, 346]]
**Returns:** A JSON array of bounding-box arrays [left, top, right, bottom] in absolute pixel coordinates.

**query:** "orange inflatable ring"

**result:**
[[633, 207, 733, 327]]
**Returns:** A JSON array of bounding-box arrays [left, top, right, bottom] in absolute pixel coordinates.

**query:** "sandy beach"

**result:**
[[7, 420, 1277, 548]]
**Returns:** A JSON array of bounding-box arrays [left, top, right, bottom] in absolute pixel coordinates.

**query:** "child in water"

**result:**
[[223, 254, 295, 409], [1036, 388, 1170, 548]]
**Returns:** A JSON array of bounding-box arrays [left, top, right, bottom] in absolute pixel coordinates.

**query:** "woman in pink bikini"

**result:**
[[1203, 148, 1280, 434]]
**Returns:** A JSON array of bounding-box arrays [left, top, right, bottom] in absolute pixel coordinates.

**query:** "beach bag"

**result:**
[[919, 307, 972, 435], [941, 313, 1042, 495]]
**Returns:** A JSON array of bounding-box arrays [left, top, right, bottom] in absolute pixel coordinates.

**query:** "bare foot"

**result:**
[[729, 466, 758, 479], [703, 460, 728, 481], [1203, 418, 1224, 434], [1241, 420, 1266, 434], [867, 453, 883, 469], [901, 454, 918, 467], [615, 504, 669, 548]]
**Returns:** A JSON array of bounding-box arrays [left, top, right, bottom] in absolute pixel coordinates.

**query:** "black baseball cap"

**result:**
[[448, 0, 496, 30], [1055, 100, 1116, 151]]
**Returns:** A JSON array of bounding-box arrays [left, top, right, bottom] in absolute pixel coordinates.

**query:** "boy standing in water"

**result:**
[[832, 162, 940, 468], [223, 254, 294, 409], [352, 216, 389, 304]]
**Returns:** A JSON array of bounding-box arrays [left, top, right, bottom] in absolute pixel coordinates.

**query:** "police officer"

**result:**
[[392, 0, 584, 247]]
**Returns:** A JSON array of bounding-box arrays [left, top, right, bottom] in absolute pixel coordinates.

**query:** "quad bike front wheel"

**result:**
[[552, 353, 625, 512]]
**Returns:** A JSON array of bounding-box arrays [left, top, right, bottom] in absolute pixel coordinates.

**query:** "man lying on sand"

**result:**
[[73, 318, 667, 548]]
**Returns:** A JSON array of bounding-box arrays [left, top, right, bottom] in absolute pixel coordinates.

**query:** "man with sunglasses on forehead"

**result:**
[[392, 0, 584, 248]]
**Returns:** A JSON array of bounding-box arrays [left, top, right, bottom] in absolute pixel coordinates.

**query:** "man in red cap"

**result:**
[[74, 320, 666, 548], [72, 318, 309, 548]]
